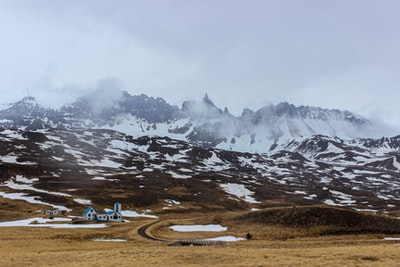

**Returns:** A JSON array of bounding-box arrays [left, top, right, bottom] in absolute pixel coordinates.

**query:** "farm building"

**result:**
[[83, 206, 97, 220], [83, 202, 122, 222]]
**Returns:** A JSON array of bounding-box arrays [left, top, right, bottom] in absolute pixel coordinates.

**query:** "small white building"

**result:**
[[45, 209, 60, 216], [83, 206, 97, 220], [83, 202, 122, 222]]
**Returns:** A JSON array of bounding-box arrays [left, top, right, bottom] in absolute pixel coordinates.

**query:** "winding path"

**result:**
[[137, 220, 228, 246], [137, 220, 167, 242]]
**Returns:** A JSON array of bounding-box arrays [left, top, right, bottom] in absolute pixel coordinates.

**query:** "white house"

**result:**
[[83, 202, 122, 222], [83, 206, 98, 220]]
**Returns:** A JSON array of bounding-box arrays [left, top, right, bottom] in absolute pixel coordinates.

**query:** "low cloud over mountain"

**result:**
[[0, 91, 397, 153]]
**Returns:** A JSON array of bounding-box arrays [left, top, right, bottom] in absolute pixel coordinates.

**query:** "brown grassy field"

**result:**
[[1, 208, 400, 267]]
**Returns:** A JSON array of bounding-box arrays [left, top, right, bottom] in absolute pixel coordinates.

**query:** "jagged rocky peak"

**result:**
[[63, 90, 180, 123], [252, 102, 295, 118], [8, 96, 41, 111], [202, 93, 216, 107], [0, 96, 63, 130], [117, 92, 180, 123], [19, 95, 37, 105], [274, 101, 297, 116], [182, 93, 225, 118], [0, 96, 48, 120], [294, 105, 367, 125], [240, 108, 254, 117], [119, 92, 176, 110], [251, 102, 369, 126]]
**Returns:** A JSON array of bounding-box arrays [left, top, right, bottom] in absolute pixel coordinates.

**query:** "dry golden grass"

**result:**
[[0, 213, 399, 267]]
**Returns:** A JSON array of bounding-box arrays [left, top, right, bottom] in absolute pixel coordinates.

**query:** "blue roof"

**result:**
[[83, 206, 95, 215], [105, 211, 115, 215]]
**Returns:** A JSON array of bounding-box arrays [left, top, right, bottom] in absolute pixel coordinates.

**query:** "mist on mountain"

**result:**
[[0, 90, 398, 153]]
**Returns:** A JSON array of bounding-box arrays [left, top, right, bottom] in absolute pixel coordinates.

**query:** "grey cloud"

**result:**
[[0, 0, 400, 127], [82, 78, 125, 115]]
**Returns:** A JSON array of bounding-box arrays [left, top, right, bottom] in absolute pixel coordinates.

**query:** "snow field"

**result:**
[[219, 183, 260, 204]]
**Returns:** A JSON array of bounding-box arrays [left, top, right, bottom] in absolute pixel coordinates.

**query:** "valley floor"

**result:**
[[0, 218, 399, 267]]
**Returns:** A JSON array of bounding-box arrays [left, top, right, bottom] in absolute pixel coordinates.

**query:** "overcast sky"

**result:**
[[1, 0, 400, 127]]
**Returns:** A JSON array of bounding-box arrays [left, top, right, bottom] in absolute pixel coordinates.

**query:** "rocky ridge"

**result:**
[[0, 91, 394, 153]]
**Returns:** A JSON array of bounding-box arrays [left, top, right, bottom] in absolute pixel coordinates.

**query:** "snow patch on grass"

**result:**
[[203, 236, 245, 242], [15, 175, 39, 184], [93, 238, 127, 242], [166, 171, 191, 179], [120, 210, 158, 218], [3, 179, 71, 197], [383, 237, 400, 241], [0, 217, 106, 228], [74, 198, 92, 205], [0, 217, 71, 226], [0, 192, 71, 211], [169, 224, 227, 232]]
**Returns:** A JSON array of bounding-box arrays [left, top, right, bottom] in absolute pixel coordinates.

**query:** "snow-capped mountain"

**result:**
[[0, 91, 399, 216], [0, 91, 396, 153]]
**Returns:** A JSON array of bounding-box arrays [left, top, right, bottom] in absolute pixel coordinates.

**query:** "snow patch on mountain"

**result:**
[[219, 183, 260, 204]]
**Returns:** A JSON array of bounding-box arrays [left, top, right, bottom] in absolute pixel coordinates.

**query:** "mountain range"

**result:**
[[0, 90, 395, 153], [0, 90, 399, 218]]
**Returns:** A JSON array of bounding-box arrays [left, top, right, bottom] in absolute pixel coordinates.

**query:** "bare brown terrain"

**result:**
[[1, 206, 399, 267]]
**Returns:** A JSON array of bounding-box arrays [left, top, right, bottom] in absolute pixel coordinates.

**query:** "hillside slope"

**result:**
[[237, 206, 400, 233], [0, 128, 399, 218]]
